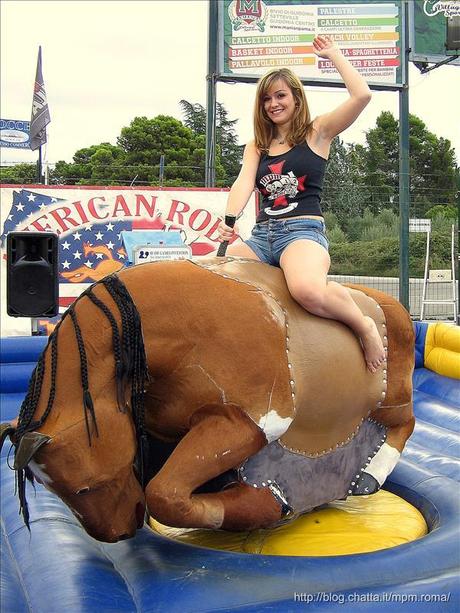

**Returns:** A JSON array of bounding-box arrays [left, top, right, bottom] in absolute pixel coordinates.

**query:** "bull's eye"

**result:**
[[76, 487, 90, 495]]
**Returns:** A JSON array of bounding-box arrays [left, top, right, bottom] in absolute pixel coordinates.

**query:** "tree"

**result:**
[[215, 102, 243, 184], [425, 205, 458, 220], [52, 115, 226, 187], [361, 111, 399, 214], [408, 116, 458, 217], [118, 115, 210, 186], [361, 111, 458, 217], [180, 99, 243, 185], [0, 163, 38, 184], [179, 100, 205, 135], [53, 143, 126, 185], [322, 138, 368, 225]]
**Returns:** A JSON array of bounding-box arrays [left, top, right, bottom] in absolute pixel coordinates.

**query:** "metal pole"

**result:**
[[398, 0, 410, 310], [451, 223, 458, 323], [205, 0, 218, 187], [37, 145, 43, 183], [420, 228, 430, 321], [159, 154, 165, 187]]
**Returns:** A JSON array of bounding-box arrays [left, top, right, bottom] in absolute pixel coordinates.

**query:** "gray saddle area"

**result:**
[[239, 418, 387, 520]]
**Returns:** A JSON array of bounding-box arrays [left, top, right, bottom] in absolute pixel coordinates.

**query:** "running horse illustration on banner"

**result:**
[[0, 258, 415, 542]]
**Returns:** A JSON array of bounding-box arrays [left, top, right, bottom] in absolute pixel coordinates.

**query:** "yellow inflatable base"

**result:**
[[150, 490, 427, 556], [425, 322, 460, 380]]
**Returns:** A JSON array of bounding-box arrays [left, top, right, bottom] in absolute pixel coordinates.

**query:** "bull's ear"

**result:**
[[14, 432, 51, 471]]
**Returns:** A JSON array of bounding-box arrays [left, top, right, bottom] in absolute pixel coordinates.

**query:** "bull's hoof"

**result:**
[[351, 472, 380, 496]]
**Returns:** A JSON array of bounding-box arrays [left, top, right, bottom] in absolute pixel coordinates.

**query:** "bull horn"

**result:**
[[14, 432, 51, 471], [1, 422, 17, 451]]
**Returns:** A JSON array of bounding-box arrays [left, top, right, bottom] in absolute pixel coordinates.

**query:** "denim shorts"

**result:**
[[244, 217, 329, 267]]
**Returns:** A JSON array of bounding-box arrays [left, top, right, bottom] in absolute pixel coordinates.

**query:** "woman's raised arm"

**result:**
[[312, 35, 372, 140]]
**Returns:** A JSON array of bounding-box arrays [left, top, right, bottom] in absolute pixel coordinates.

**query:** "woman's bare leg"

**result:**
[[280, 240, 386, 372], [225, 240, 261, 260]]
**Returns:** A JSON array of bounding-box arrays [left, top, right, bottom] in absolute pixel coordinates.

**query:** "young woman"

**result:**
[[217, 35, 386, 373]]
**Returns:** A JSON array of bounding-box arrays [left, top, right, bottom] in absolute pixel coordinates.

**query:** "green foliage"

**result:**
[[0, 163, 38, 184], [329, 230, 454, 278], [323, 211, 340, 229], [327, 225, 347, 244], [179, 100, 205, 135], [425, 205, 458, 220], [53, 143, 127, 185], [360, 209, 399, 242], [330, 238, 399, 277], [361, 111, 399, 214], [430, 214, 457, 235], [118, 115, 207, 186], [50, 101, 242, 188], [361, 111, 458, 217], [409, 231, 455, 273], [322, 138, 368, 224], [215, 102, 243, 184], [52, 115, 212, 187], [377, 208, 399, 228], [327, 206, 455, 277], [343, 208, 376, 241], [180, 99, 243, 185]]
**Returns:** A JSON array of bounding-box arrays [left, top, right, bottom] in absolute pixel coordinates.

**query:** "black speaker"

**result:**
[[7, 232, 59, 317], [446, 16, 460, 50]]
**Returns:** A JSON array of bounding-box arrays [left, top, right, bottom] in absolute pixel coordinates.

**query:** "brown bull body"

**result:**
[[2, 258, 415, 542]]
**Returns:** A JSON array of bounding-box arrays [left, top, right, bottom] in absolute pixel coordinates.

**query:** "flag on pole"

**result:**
[[30, 46, 50, 151]]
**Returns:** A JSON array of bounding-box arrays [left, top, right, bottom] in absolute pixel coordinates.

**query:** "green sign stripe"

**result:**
[[231, 34, 314, 45], [318, 17, 398, 26]]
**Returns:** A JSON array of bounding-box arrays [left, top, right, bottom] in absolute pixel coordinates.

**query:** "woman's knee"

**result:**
[[289, 283, 326, 313]]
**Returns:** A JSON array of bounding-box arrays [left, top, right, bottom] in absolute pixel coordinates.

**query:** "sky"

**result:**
[[1, 0, 460, 171]]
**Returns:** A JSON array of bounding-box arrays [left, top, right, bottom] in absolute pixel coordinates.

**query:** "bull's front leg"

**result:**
[[145, 403, 282, 530]]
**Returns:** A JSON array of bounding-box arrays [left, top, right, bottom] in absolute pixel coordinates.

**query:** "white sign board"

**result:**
[[409, 218, 431, 233], [134, 245, 192, 264]]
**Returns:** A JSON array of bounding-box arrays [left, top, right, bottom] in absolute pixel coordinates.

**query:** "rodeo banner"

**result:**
[[0, 185, 257, 335]]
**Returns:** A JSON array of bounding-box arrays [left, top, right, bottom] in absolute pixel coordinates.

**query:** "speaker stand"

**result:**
[[31, 318, 40, 336]]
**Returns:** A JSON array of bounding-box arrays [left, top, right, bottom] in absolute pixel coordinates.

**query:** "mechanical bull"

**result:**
[[0, 258, 415, 542]]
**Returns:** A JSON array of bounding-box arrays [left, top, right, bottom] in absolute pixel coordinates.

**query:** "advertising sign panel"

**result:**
[[0, 119, 31, 149], [410, 0, 460, 65], [221, 0, 404, 87]]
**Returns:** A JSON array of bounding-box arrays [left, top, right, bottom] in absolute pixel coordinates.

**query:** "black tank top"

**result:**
[[255, 141, 327, 222]]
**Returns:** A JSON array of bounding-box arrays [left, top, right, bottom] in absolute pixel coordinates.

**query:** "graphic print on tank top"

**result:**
[[258, 159, 308, 216]]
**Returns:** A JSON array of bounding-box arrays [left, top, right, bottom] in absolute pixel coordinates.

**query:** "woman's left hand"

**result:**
[[312, 35, 340, 59]]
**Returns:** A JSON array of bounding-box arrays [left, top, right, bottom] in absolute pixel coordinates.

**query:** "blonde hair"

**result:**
[[253, 68, 313, 153]]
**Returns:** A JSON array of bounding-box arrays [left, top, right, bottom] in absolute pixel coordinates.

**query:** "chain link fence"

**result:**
[[326, 211, 458, 323]]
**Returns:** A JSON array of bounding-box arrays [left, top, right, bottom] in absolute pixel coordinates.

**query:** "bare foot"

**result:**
[[360, 316, 386, 373]]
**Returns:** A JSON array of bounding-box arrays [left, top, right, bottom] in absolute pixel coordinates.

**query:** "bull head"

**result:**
[[1, 419, 145, 543]]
